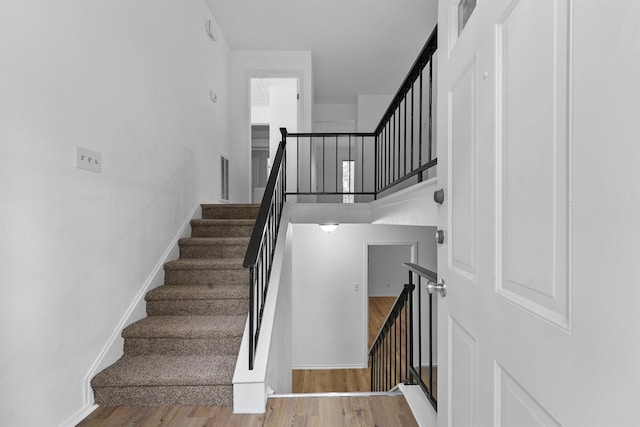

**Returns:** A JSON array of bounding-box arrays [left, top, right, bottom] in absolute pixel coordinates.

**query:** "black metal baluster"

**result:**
[[418, 69, 423, 182], [393, 109, 396, 183], [249, 269, 255, 369], [296, 136, 300, 194], [410, 276, 414, 383], [397, 104, 401, 183], [429, 291, 434, 397], [322, 136, 325, 193], [418, 275, 422, 385], [335, 135, 338, 194], [361, 136, 364, 196], [404, 93, 407, 177], [348, 135, 352, 199], [428, 59, 434, 164], [374, 135, 378, 196], [394, 312, 397, 386], [411, 80, 415, 172]]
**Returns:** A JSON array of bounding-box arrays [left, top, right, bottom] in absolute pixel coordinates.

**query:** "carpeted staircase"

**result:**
[[91, 204, 259, 407]]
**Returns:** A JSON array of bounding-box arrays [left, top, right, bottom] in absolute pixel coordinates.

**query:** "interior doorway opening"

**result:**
[[250, 77, 299, 203], [367, 244, 414, 348]]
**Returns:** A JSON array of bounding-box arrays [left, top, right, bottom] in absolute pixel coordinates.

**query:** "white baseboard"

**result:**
[[59, 405, 98, 427], [80, 203, 201, 407]]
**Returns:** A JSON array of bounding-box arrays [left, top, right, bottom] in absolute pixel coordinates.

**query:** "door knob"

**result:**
[[427, 279, 446, 297]]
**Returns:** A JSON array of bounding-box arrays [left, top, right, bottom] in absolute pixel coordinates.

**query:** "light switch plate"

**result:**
[[76, 146, 102, 173]]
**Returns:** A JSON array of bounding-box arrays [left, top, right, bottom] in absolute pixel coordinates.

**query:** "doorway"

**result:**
[[366, 244, 414, 349], [250, 77, 299, 203]]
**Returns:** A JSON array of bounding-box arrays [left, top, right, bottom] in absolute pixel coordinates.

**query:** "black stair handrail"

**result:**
[[284, 25, 438, 200], [243, 128, 287, 370], [374, 26, 437, 136], [243, 25, 438, 371]]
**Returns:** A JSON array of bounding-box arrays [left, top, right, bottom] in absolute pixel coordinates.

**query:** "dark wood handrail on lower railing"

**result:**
[[369, 263, 438, 411], [243, 129, 287, 370]]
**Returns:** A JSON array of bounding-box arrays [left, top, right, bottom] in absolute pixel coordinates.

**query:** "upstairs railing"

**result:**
[[369, 263, 439, 411], [243, 26, 438, 371], [287, 25, 437, 201]]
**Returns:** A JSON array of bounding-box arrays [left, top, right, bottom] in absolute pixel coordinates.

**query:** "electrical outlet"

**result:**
[[353, 283, 359, 291], [75, 146, 102, 173]]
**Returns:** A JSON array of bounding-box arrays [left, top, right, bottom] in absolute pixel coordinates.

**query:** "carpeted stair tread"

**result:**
[[123, 315, 245, 338], [92, 355, 236, 387], [178, 237, 250, 259], [164, 258, 244, 270], [201, 204, 259, 220], [190, 219, 255, 238], [190, 219, 255, 226], [146, 284, 248, 301], [178, 237, 250, 246]]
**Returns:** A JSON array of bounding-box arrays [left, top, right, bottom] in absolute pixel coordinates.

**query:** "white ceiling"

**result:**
[[205, 0, 438, 105]]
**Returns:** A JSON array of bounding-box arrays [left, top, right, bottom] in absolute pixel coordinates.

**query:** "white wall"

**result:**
[[0, 1, 231, 426], [357, 94, 392, 132], [368, 245, 413, 296], [291, 224, 434, 368], [313, 103, 356, 132], [230, 51, 313, 202], [264, 223, 294, 395]]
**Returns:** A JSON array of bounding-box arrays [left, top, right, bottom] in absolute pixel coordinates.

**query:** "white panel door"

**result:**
[[436, 0, 640, 426]]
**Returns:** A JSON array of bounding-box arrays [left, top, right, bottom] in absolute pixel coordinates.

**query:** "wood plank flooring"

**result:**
[[78, 297, 425, 426], [292, 368, 370, 393], [77, 395, 418, 426], [368, 296, 396, 348]]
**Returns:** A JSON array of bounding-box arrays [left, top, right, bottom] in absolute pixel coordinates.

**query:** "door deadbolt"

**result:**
[[436, 229, 445, 244], [434, 189, 445, 204]]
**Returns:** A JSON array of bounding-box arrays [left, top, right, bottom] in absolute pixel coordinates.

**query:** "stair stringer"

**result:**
[[232, 205, 294, 414], [81, 203, 202, 408]]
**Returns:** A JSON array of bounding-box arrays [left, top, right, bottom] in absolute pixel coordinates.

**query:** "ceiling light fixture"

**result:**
[[319, 224, 339, 233]]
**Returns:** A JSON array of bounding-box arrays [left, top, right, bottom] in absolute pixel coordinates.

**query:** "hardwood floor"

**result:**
[[368, 296, 396, 348], [78, 296, 424, 426], [292, 368, 370, 393], [77, 395, 418, 426]]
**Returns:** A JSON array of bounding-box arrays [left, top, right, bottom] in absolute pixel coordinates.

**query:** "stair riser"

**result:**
[[179, 244, 247, 259], [164, 269, 248, 286], [146, 299, 248, 316], [93, 385, 232, 407], [124, 337, 241, 356], [202, 206, 259, 220], [191, 225, 253, 238]]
